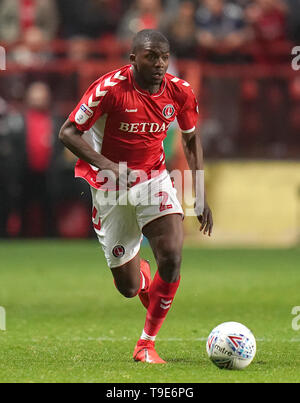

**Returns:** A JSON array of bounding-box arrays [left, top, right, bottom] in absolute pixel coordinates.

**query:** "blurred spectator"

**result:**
[[245, 0, 288, 42], [195, 0, 249, 156], [162, 0, 198, 59], [67, 36, 92, 62], [20, 82, 58, 237], [0, 98, 23, 237], [286, 0, 300, 41], [9, 26, 52, 67], [0, 0, 59, 43], [245, 0, 289, 63], [57, 0, 119, 39], [117, 0, 163, 43], [196, 0, 251, 62], [163, 0, 182, 16], [49, 143, 93, 239], [230, 0, 251, 8]]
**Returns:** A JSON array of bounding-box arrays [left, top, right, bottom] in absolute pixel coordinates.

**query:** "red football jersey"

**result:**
[[69, 64, 199, 189]]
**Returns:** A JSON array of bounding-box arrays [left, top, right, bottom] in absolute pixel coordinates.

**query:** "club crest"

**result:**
[[112, 245, 125, 258], [162, 104, 175, 119]]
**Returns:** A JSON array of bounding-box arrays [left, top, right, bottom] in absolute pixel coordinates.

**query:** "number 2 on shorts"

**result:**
[[155, 191, 173, 212], [92, 207, 101, 230]]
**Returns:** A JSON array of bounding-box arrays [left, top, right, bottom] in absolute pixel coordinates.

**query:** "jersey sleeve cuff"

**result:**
[[69, 112, 86, 132], [181, 126, 195, 134]]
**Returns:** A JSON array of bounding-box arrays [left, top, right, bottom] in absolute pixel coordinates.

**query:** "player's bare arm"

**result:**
[[181, 130, 213, 236], [59, 119, 119, 173], [59, 119, 133, 185]]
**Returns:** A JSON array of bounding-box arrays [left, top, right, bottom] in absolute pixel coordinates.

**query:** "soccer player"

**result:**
[[59, 29, 213, 364]]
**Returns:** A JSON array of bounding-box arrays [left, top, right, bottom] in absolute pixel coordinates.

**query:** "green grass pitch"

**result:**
[[1, 240, 300, 383]]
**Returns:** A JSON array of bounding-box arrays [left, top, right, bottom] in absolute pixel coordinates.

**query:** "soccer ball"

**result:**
[[206, 321, 256, 370]]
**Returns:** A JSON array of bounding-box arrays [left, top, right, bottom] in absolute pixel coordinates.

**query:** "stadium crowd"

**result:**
[[0, 0, 299, 61], [0, 0, 300, 238]]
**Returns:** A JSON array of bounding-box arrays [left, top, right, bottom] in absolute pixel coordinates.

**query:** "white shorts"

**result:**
[[90, 170, 183, 268]]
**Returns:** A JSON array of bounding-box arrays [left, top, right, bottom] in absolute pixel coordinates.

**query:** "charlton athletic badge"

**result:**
[[112, 245, 125, 258], [162, 104, 175, 119]]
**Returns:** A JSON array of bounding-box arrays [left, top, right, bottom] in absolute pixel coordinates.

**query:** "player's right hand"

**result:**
[[96, 162, 137, 190]]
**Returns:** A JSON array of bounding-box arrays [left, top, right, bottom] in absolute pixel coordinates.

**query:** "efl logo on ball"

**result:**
[[112, 245, 125, 258], [162, 104, 175, 119]]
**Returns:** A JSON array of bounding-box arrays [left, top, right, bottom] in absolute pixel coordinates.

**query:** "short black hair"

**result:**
[[132, 29, 170, 53]]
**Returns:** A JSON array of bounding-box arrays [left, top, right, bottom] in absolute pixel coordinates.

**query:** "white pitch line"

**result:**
[[90, 337, 270, 342], [22, 336, 300, 343], [31, 336, 300, 343]]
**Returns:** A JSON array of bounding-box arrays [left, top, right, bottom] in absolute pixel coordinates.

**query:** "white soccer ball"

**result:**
[[206, 321, 256, 370]]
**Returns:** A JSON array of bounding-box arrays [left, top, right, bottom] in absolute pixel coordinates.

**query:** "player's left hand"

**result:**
[[197, 201, 213, 237]]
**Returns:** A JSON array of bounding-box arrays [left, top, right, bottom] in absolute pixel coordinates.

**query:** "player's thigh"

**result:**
[[91, 187, 143, 270], [136, 171, 184, 280], [142, 213, 184, 260], [143, 214, 184, 282]]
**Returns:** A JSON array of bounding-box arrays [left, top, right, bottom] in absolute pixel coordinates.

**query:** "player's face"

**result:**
[[130, 41, 170, 88]]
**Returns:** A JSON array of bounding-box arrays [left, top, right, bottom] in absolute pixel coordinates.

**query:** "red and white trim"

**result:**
[[181, 126, 195, 134]]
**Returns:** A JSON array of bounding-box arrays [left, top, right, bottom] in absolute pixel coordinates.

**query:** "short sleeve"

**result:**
[[69, 78, 111, 132], [177, 87, 199, 134]]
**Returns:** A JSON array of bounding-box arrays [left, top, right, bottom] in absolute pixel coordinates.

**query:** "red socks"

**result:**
[[113, 262, 181, 341], [142, 271, 180, 340]]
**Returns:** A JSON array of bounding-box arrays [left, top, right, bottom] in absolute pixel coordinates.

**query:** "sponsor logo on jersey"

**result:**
[[112, 245, 125, 258], [162, 104, 175, 119], [119, 121, 171, 134], [75, 104, 94, 125]]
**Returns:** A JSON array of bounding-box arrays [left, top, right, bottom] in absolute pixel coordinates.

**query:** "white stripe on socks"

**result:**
[[141, 330, 156, 342]]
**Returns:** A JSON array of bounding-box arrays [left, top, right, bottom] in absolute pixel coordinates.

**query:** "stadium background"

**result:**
[[0, 0, 299, 247]]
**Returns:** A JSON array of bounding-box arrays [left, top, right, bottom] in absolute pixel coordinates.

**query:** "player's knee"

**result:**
[[157, 248, 182, 282], [162, 251, 182, 269], [158, 240, 182, 268], [118, 286, 139, 299]]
